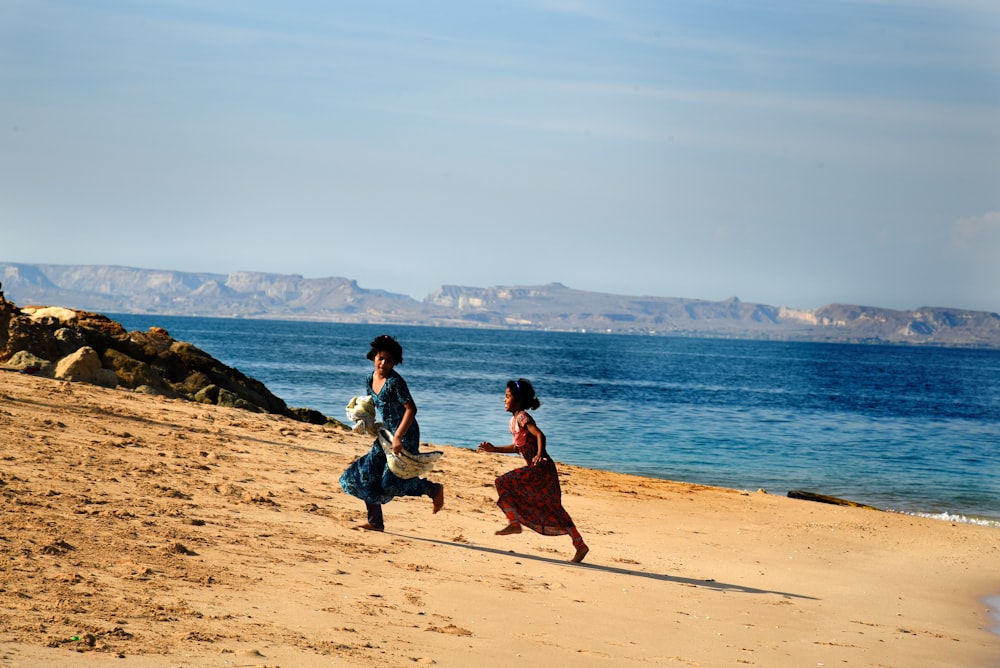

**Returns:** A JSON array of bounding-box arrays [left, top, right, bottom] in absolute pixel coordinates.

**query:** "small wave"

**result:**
[[897, 511, 1000, 528]]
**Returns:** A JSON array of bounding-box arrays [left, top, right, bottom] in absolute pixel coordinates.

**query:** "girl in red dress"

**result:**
[[478, 378, 589, 563]]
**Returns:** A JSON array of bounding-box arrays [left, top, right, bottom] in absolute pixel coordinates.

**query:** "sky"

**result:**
[[1, 0, 998, 312]]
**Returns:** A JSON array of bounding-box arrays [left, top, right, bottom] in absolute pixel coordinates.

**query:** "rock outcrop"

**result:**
[[0, 290, 339, 425]]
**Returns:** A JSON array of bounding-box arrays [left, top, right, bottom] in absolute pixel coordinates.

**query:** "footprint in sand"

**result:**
[[427, 624, 472, 636]]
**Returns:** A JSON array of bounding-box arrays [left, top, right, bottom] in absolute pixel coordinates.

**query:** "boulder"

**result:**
[[128, 328, 175, 360], [6, 350, 55, 376], [217, 387, 261, 412], [94, 368, 119, 389], [23, 306, 78, 324], [3, 312, 60, 362], [54, 327, 88, 357], [193, 384, 220, 405], [287, 406, 334, 425], [54, 347, 103, 384], [102, 348, 173, 395], [175, 370, 213, 397], [153, 349, 190, 384], [169, 341, 287, 414]]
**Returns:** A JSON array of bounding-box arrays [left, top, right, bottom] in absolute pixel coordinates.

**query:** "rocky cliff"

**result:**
[[2, 263, 998, 347]]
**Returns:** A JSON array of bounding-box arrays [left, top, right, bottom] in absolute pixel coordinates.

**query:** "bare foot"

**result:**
[[571, 545, 589, 563], [495, 524, 522, 535], [354, 522, 384, 532], [431, 484, 445, 514]]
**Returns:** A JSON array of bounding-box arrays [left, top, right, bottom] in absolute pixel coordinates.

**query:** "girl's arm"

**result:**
[[525, 421, 546, 465], [477, 441, 519, 454], [392, 399, 417, 454]]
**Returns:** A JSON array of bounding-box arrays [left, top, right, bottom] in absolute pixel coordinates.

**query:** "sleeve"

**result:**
[[516, 411, 533, 431], [512, 411, 532, 450]]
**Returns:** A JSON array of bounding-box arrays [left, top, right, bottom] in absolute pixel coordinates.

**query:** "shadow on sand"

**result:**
[[388, 531, 817, 600]]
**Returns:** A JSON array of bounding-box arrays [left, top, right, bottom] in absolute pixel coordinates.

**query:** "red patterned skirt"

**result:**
[[494, 458, 578, 537]]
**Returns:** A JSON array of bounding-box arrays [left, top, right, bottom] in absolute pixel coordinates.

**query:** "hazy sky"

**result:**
[[2, 1, 998, 311]]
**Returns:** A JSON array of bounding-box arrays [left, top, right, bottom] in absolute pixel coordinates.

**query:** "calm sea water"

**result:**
[[111, 315, 1000, 526]]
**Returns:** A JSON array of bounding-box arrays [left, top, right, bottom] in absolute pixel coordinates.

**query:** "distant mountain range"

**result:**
[[2, 262, 998, 348]]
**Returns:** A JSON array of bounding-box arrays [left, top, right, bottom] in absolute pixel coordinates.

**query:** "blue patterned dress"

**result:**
[[340, 370, 431, 505]]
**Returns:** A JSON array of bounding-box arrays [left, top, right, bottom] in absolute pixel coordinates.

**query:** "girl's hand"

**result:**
[[477, 442, 495, 453], [392, 435, 403, 455], [531, 453, 543, 466]]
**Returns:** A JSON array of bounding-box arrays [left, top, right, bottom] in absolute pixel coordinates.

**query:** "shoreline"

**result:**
[[444, 442, 1000, 529], [901, 510, 1000, 529], [2, 370, 999, 667]]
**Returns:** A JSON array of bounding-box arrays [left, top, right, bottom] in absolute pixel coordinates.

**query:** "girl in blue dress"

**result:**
[[340, 335, 445, 530]]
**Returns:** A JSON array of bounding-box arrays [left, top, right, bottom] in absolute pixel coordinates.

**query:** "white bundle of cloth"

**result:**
[[345, 396, 443, 479], [376, 428, 443, 480], [345, 395, 379, 436]]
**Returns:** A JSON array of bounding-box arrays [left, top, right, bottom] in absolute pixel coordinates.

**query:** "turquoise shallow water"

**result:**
[[111, 315, 1000, 525]]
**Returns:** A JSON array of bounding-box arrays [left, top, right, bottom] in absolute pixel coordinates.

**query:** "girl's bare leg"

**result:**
[[496, 506, 521, 535], [429, 482, 445, 513], [570, 527, 588, 562]]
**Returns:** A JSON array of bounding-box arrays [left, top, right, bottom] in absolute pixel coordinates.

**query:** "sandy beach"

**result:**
[[1, 368, 997, 667]]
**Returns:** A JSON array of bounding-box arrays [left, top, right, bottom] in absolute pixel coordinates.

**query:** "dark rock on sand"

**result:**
[[0, 292, 341, 425]]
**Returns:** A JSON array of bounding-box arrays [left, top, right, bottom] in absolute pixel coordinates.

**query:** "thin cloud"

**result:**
[[951, 212, 1000, 251]]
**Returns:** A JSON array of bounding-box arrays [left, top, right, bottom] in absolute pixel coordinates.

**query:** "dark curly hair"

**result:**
[[367, 334, 404, 364], [507, 377, 541, 410]]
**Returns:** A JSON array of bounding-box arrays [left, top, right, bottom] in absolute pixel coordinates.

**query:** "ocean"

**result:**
[[110, 314, 1000, 527]]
